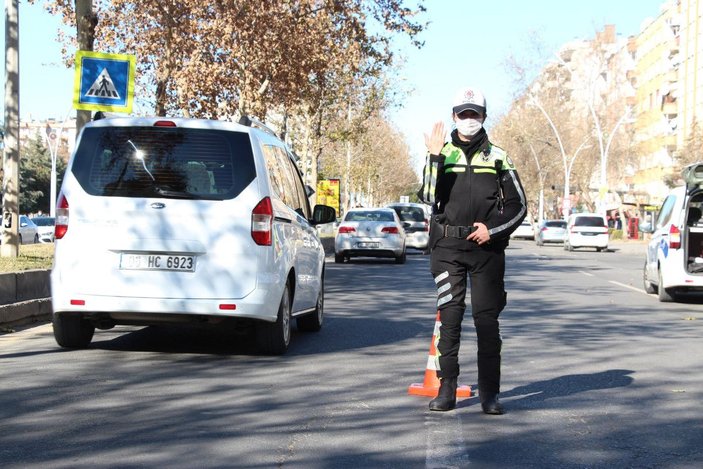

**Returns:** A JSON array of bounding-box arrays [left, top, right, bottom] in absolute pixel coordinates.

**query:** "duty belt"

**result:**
[[441, 223, 476, 238]]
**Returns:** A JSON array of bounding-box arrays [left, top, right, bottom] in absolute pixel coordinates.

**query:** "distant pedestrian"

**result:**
[[418, 86, 527, 413]]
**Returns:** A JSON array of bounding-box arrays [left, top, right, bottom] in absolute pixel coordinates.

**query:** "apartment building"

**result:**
[[631, 1, 681, 204]]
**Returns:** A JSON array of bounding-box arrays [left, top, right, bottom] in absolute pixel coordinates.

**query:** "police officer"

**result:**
[[419, 87, 527, 413]]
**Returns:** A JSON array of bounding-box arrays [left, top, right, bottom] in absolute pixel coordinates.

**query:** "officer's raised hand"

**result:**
[[424, 121, 446, 155], [468, 222, 490, 245]]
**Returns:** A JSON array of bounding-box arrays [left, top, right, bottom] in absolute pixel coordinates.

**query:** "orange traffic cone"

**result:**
[[408, 310, 472, 398]]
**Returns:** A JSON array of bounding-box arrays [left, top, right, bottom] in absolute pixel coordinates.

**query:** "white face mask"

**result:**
[[455, 118, 483, 137]]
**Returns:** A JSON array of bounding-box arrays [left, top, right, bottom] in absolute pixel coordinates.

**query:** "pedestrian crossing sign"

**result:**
[[73, 50, 136, 113]]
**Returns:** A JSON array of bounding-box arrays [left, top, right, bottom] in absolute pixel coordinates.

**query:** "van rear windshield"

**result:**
[[71, 126, 256, 200], [391, 206, 426, 222], [574, 216, 605, 227]]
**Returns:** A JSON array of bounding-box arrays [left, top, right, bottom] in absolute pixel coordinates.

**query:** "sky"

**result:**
[[3, 0, 667, 169]]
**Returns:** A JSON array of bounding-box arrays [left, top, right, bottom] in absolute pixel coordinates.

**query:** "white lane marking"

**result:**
[[579, 271, 594, 277], [425, 411, 470, 468], [609, 280, 649, 295]]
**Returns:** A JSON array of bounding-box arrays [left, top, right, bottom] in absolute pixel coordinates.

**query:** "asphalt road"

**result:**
[[1, 240, 702, 468]]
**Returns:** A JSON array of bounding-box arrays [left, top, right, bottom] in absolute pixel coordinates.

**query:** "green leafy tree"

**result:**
[[20, 135, 66, 214]]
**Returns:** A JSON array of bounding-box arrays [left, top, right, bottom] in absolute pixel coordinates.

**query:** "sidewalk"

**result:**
[[608, 238, 648, 254]]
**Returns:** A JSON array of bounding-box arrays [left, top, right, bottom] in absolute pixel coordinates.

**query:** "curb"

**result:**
[[0, 269, 52, 330], [0, 298, 52, 330]]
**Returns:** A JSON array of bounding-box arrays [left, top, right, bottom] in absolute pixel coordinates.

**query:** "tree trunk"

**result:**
[[1, 0, 20, 257], [75, 0, 97, 136]]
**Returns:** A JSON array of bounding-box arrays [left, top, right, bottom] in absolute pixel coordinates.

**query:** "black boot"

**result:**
[[480, 391, 504, 415], [429, 377, 457, 411]]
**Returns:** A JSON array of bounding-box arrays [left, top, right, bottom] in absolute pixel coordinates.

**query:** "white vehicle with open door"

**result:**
[[643, 162, 703, 302]]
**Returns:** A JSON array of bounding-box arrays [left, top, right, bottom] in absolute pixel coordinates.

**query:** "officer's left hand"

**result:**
[[468, 222, 490, 245]]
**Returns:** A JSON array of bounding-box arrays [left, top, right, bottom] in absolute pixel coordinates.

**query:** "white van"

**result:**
[[51, 116, 336, 354], [564, 213, 609, 252], [643, 162, 703, 301]]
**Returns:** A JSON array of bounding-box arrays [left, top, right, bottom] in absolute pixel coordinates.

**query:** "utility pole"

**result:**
[[75, 0, 97, 136], [1, 0, 20, 258]]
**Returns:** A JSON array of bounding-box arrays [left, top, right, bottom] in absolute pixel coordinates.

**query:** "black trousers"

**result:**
[[430, 245, 506, 394]]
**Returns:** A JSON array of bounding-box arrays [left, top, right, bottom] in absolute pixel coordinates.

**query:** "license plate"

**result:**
[[358, 242, 380, 248], [120, 253, 195, 272]]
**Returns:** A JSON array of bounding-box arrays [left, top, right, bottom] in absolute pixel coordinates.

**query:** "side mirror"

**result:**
[[305, 184, 315, 198], [639, 222, 653, 233], [311, 204, 336, 225]]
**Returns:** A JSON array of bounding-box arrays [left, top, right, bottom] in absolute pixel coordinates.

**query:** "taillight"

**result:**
[[541, 227, 548, 232], [669, 224, 681, 249], [423, 219, 429, 232], [154, 120, 177, 127], [338, 226, 356, 234], [251, 197, 273, 246], [55, 193, 69, 239], [382, 226, 400, 234]]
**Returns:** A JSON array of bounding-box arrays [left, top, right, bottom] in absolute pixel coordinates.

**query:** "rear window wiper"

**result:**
[[152, 186, 221, 200]]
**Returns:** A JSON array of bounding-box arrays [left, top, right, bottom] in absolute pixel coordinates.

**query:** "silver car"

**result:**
[[387, 203, 429, 250], [535, 219, 567, 246], [335, 208, 407, 263], [31, 216, 56, 243], [18, 215, 39, 244]]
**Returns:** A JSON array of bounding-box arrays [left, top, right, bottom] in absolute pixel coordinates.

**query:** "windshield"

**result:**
[[31, 217, 55, 226], [345, 211, 395, 222], [71, 126, 256, 200], [389, 206, 425, 222], [574, 216, 605, 227], [545, 221, 566, 228]]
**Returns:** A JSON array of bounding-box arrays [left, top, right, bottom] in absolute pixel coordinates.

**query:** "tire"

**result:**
[[18, 234, 22, 245], [33, 234, 39, 244], [596, 247, 602, 252], [53, 313, 95, 349], [643, 261, 656, 294], [395, 250, 406, 264], [334, 253, 344, 263], [257, 283, 292, 355], [297, 276, 324, 332], [657, 268, 675, 302]]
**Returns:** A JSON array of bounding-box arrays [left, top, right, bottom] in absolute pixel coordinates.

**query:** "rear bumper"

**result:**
[[405, 232, 429, 249], [335, 237, 405, 257], [338, 249, 400, 258], [51, 283, 282, 324], [569, 233, 608, 248]]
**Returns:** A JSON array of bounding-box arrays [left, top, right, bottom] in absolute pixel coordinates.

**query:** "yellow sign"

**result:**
[[73, 50, 136, 113], [316, 179, 340, 218]]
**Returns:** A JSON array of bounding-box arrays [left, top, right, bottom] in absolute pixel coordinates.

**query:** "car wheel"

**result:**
[[297, 276, 324, 332], [334, 253, 344, 263], [18, 234, 22, 245], [395, 250, 406, 264], [657, 268, 675, 302], [596, 247, 602, 252], [643, 261, 656, 294], [53, 313, 95, 349], [33, 234, 39, 244], [256, 283, 292, 355]]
